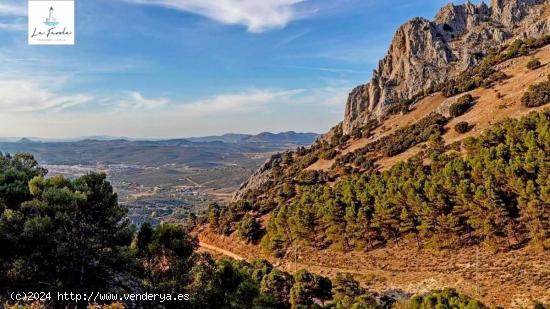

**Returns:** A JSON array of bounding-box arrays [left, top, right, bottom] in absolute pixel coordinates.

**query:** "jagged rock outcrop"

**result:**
[[343, 0, 550, 134], [231, 157, 275, 202], [233, 0, 550, 202]]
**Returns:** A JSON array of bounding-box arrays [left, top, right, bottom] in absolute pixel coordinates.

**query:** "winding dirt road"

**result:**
[[198, 242, 245, 260], [196, 230, 550, 308]]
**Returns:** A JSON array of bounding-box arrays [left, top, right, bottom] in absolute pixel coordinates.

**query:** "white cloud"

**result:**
[[0, 86, 347, 138], [110, 89, 303, 113], [124, 0, 312, 32], [0, 49, 94, 114], [0, 80, 92, 113], [0, 22, 26, 31], [179, 89, 304, 113], [0, 2, 26, 16], [0, 2, 26, 31], [123, 91, 169, 109], [116, 87, 344, 115]]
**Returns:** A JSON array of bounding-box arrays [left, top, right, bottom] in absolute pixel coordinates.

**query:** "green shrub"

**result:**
[[449, 94, 474, 117], [481, 70, 508, 88], [339, 134, 350, 145], [388, 99, 411, 115], [521, 79, 550, 107], [454, 121, 471, 134], [533, 302, 549, 309], [296, 170, 327, 185], [363, 113, 448, 157], [398, 289, 488, 309], [457, 94, 474, 105], [300, 154, 319, 167], [237, 214, 262, 242], [507, 39, 529, 58], [449, 141, 462, 151], [441, 35, 550, 98], [320, 149, 338, 160], [527, 58, 542, 70], [258, 109, 550, 252]]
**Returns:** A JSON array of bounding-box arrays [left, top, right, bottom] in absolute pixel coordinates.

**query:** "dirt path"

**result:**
[[197, 229, 550, 308], [198, 242, 245, 260], [199, 240, 366, 275]]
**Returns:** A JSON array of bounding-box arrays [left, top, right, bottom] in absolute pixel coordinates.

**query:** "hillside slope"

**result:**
[[197, 228, 549, 308], [202, 50, 550, 308], [308, 44, 550, 172], [198, 1, 550, 307]]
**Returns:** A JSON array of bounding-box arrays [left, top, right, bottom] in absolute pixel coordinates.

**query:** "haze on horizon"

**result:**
[[0, 0, 451, 139]]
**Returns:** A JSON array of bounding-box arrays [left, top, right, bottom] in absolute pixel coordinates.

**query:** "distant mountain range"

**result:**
[[0, 131, 319, 145], [187, 131, 319, 145], [0, 135, 130, 143], [0, 131, 319, 168]]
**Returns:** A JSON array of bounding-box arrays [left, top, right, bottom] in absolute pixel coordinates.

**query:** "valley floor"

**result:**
[[197, 228, 550, 308]]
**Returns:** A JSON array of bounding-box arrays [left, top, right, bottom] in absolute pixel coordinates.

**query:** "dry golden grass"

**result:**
[[305, 158, 334, 171], [198, 227, 550, 308], [374, 93, 448, 138], [199, 46, 550, 308], [307, 45, 550, 172], [341, 137, 370, 155], [444, 46, 550, 143]]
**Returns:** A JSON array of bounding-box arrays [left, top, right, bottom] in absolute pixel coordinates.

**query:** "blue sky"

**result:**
[[0, 0, 454, 138]]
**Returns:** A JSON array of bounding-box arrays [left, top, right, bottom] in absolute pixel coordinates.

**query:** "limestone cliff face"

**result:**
[[231, 156, 275, 202], [343, 0, 550, 134], [232, 0, 550, 202]]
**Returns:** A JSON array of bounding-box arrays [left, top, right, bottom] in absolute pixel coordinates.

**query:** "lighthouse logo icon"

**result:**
[[44, 6, 60, 26], [29, 0, 75, 45]]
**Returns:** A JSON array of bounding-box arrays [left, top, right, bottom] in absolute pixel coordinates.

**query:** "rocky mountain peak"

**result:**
[[232, 0, 549, 203], [342, 0, 549, 134], [491, 0, 546, 26], [434, 1, 490, 35]]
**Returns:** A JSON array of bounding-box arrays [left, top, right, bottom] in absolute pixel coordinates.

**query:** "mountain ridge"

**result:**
[[0, 131, 319, 145], [231, 0, 550, 203], [204, 1, 550, 306], [188, 131, 319, 145], [0, 132, 318, 169], [343, 0, 550, 134]]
